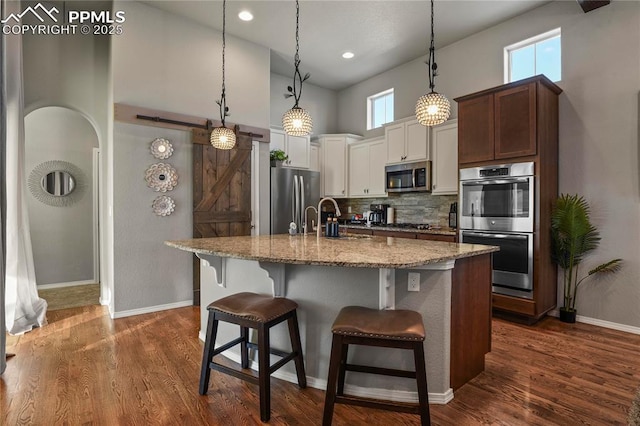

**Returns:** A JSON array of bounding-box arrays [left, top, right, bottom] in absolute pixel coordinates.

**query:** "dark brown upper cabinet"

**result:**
[[455, 75, 561, 166]]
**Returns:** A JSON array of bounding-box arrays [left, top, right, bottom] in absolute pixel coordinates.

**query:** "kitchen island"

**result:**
[[166, 234, 497, 404]]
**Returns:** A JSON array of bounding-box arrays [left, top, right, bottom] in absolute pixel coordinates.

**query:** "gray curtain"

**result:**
[[1, 0, 8, 374]]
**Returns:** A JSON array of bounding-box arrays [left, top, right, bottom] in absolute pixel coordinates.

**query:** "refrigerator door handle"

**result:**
[[299, 175, 305, 230], [292, 175, 298, 228], [294, 176, 302, 232]]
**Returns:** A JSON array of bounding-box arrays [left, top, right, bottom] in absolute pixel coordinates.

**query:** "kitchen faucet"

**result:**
[[303, 206, 318, 235], [317, 197, 342, 238]]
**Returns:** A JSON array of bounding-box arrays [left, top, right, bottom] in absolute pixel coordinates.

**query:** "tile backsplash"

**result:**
[[336, 193, 457, 227]]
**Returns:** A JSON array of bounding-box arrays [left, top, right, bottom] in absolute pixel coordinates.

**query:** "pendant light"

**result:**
[[415, 0, 450, 127], [282, 0, 313, 136], [210, 0, 236, 149]]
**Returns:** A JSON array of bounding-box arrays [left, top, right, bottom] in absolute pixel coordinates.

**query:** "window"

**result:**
[[505, 28, 561, 83], [367, 89, 394, 130]]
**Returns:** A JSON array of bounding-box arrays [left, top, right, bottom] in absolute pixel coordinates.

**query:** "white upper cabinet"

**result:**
[[348, 137, 387, 198], [309, 142, 320, 172], [315, 134, 362, 198], [431, 119, 458, 195], [270, 129, 310, 169], [385, 118, 429, 164]]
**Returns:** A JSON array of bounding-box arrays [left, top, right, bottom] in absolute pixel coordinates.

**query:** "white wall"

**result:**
[[25, 107, 98, 285], [338, 1, 640, 327], [22, 1, 111, 297], [270, 72, 339, 135], [113, 1, 269, 128], [111, 0, 271, 314], [112, 123, 194, 313]]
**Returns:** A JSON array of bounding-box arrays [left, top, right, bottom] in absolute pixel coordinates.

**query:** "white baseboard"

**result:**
[[548, 310, 640, 335], [113, 300, 193, 319], [197, 330, 454, 404], [38, 280, 97, 290]]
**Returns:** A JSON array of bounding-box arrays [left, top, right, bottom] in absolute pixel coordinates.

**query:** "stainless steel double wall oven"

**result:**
[[459, 162, 535, 299]]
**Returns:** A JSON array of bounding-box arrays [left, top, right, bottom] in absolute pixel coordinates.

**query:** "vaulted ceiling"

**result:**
[[143, 1, 554, 90]]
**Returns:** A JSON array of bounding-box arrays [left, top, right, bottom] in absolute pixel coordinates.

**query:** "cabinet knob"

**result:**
[[342, 190, 345, 194]]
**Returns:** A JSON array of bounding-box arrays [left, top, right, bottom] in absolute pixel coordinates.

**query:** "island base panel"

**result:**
[[450, 253, 492, 390]]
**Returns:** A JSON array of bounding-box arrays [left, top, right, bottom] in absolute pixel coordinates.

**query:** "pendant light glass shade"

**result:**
[[210, 126, 236, 150], [282, 107, 313, 136], [416, 0, 450, 127], [416, 92, 450, 127]]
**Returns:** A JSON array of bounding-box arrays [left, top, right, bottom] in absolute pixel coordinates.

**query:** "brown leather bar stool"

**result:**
[[199, 292, 307, 422], [322, 306, 430, 426]]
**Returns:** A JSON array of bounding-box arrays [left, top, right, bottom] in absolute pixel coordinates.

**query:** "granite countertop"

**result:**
[[165, 234, 497, 269], [343, 224, 457, 236]]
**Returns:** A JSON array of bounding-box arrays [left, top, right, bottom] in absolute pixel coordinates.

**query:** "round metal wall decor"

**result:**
[[144, 163, 178, 192], [152, 195, 175, 216], [150, 138, 174, 159], [28, 160, 86, 207]]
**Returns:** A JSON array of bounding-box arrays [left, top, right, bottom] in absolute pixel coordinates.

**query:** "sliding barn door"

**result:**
[[192, 129, 252, 305]]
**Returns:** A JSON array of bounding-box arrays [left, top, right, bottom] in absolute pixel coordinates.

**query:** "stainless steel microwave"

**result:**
[[385, 161, 431, 193]]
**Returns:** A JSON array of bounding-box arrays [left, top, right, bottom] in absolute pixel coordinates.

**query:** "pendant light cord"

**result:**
[[218, 0, 229, 127], [427, 0, 438, 93], [292, 0, 303, 107]]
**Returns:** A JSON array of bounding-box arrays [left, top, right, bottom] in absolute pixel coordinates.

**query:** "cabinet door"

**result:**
[[458, 94, 494, 164], [495, 83, 536, 160], [348, 143, 369, 197], [286, 134, 310, 168], [416, 233, 456, 243], [385, 122, 405, 163], [368, 139, 387, 196], [431, 120, 458, 195], [309, 143, 320, 172], [405, 119, 428, 162], [322, 137, 347, 197], [270, 129, 286, 154], [373, 230, 416, 239]]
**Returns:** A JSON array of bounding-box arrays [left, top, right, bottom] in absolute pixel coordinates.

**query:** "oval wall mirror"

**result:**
[[41, 170, 76, 196], [28, 160, 86, 207]]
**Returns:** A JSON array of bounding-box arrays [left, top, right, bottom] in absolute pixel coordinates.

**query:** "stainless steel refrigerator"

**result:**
[[270, 168, 321, 234]]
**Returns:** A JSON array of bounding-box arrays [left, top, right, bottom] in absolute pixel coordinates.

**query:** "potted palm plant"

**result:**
[[550, 194, 622, 323], [270, 149, 288, 167]]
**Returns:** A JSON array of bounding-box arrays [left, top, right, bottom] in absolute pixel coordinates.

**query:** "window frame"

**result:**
[[504, 28, 561, 84], [366, 88, 394, 130]]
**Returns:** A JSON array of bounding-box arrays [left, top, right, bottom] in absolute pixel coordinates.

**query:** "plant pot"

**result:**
[[559, 308, 577, 323], [270, 160, 283, 168]]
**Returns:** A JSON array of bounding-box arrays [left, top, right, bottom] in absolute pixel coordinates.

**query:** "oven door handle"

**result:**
[[464, 232, 528, 240], [461, 177, 531, 186]]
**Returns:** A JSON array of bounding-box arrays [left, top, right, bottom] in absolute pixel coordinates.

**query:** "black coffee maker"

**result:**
[[369, 204, 389, 225]]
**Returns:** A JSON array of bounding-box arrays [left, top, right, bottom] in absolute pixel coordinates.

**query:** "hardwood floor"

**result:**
[[39, 283, 100, 311], [1, 305, 638, 425]]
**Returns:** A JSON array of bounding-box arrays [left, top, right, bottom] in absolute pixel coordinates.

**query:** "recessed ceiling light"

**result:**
[[238, 10, 253, 22], [342, 51, 355, 59]]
